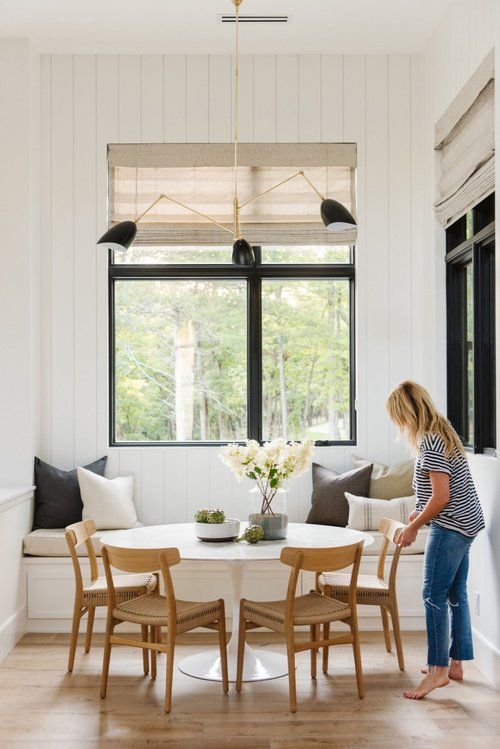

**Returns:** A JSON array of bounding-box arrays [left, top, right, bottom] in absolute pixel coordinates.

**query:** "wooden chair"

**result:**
[[236, 542, 364, 712], [65, 520, 158, 672], [100, 544, 229, 713], [317, 518, 405, 671]]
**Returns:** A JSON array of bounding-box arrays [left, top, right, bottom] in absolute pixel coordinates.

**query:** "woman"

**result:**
[[386, 380, 484, 700]]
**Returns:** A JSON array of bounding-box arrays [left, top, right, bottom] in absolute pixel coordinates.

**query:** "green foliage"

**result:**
[[194, 509, 210, 523]]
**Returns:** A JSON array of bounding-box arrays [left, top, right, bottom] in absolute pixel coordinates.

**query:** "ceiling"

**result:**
[[1, 0, 450, 55]]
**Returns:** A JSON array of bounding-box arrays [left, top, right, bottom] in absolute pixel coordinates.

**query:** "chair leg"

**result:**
[[100, 614, 114, 699], [390, 601, 405, 671], [310, 624, 318, 679], [141, 625, 149, 675], [236, 601, 247, 693], [164, 635, 175, 714], [322, 621, 330, 674], [217, 605, 229, 694], [150, 626, 157, 680], [380, 606, 392, 653], [67, 601, 83, 672], [350, 618, 364, 699], [84, 607, 95, 654], [286, 629, 297, 714]]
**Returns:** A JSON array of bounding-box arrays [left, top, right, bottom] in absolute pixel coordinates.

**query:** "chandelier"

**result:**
[[97, 0, 357, 264]]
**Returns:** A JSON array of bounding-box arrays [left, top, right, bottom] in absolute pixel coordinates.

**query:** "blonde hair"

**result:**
[[385, 380, 464, 457]]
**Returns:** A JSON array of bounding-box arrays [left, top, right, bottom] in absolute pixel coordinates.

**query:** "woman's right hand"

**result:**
[[408, 510, 420, 523]]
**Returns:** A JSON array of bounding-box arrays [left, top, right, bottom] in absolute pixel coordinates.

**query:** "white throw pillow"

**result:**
[[345, 492, 415, 531], [77, 467, 138, 530]]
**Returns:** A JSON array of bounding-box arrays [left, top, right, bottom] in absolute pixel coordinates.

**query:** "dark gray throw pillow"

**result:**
[[306, 462, 373, 527], [33, 456, 108, 530]]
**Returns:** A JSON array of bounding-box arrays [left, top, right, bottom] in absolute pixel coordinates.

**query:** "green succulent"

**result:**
[[194, 508, 210, 523], [207, 509, 226, 524], [237, 525, 265, 544]]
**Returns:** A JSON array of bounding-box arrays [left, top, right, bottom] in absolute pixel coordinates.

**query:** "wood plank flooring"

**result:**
[[0, 632, 498, 748]]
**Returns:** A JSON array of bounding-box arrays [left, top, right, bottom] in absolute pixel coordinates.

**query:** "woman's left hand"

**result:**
[[397, 524, 418, 548]]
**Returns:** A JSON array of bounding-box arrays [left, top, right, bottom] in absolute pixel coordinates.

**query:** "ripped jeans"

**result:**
[[422, 523, 475, 667]]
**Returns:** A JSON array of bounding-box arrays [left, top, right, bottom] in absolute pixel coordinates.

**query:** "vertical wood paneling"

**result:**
[[118, 56, 141, 143], [141, 55, 163, 143], [40, 55, 52, 463], [118, 448, 143, 518], [321, 55, 344, 142], [186, 448, 210, 520], [276, 56, 299, 142], [73, 55, 97, 466], [164, 56, 186, 143], [410, 54, 425, 387], [141, 450, 166, 526], [95, 56, 118, 457], [253, 56, 276, 142], [388, 54, 412, 463], [186, 55, 209, 142], [209, 55, 232, 143], [343, 55, 367, 459], [365, 55, 389, 463], [299, 55, 321, 142], [164, 449, 187, 523], [50, 55, 74, 469], [209, 449, 232, 517]]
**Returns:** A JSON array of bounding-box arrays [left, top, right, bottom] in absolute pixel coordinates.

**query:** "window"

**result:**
[[446, 194, 495, 452], [110, 246, 355, 445]]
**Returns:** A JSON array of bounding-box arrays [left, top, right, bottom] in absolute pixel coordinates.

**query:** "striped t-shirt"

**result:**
[[413, 432, 485, 537]]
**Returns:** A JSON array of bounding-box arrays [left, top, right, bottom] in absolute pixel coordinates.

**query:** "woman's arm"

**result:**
[[398, 471, 450, 547]]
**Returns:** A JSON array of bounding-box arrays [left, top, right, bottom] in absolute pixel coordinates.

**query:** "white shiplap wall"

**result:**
[[40, 53, 421, 524]]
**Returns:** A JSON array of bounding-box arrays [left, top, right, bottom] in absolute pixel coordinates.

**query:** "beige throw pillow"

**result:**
[[345, 492, 415, 531], [351, 455, 414, 499], [77, 467, 138, 530]]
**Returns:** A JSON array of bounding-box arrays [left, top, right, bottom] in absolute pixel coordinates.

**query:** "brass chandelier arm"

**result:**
[[237, 170, 326, 212], [134, 193, 234, 236]]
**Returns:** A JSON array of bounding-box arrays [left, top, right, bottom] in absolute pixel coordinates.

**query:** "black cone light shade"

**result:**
[[97, 220, 137, 251], [232, 237, 254, 265], [320, 199, 357, 233]]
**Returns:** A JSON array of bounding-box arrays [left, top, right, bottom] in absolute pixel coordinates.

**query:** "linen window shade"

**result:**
[[108, 143, 357, 246], [434, 50, 495, 228]]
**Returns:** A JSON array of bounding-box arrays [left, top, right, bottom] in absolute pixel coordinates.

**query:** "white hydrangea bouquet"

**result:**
[[219, 438, 315, 516]]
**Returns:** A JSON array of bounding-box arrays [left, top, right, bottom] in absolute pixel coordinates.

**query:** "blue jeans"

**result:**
[[423, 523, 474, 667]]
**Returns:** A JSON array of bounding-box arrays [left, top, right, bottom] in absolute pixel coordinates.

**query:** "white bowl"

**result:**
[[195, 518, 240, 542]]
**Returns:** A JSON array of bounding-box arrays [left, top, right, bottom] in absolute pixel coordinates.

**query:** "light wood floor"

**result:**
[[0, 631, 498, 748]]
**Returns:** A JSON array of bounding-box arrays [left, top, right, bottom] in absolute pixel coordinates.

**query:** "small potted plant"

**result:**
[[219, 439, 314, 540], [194, 508, 240, 542]]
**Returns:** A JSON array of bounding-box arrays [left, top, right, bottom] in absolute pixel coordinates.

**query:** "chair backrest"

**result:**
[[376, 517, 405, 589], [101, 544, 181, 627], [65, 519, 99, 593], [281, 542, 364, 617]]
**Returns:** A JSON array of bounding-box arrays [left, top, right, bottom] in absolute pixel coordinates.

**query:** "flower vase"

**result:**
[[248, 486, 288, 540]]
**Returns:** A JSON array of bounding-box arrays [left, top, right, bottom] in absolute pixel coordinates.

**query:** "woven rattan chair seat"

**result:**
[[243, 590, 350, 633], [113, 593, 223, 632], [83, 574, 156, 606], [319, 572, 389, 601]]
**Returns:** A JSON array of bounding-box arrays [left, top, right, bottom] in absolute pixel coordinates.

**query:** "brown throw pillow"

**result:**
[[351, 455, 414, 499], [306, 462, 373, 527]]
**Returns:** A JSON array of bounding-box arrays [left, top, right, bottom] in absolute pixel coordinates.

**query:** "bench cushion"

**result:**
[[23, 524, 428, 558], [23, 523, 143, 557]]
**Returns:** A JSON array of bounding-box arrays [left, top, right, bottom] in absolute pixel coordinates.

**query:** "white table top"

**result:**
[[101, 522, 374, 562]]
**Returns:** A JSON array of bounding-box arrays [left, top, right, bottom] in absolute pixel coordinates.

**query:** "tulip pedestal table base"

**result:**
[[178, 560, 289, 683], [101, 522, 373, 685]]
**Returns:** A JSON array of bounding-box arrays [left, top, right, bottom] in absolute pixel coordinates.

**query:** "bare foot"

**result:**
[[404, 668, 450, 699], [420, 660, 464, 680]]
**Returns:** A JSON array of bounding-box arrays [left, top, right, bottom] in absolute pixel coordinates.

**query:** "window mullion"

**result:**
[[247, 252, 262, 441]]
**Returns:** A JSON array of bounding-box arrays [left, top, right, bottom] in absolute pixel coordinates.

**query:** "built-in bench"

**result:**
[[23, 527, 427, 633]]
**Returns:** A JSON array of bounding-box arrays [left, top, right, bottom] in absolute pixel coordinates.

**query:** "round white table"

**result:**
[[101, 522, 373, 683]]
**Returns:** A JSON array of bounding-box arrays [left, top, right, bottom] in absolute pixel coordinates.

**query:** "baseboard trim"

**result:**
[[0, 606, 27, 661], [472, 627, 500, 689]]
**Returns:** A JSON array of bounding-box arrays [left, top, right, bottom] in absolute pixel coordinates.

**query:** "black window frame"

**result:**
[[446, 195, 495, 453], [108, 246, 356, 447]]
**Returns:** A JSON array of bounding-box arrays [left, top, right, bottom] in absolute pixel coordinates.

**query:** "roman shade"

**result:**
[[108, 143, 357, 246], [434, 50, 495, 228]]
